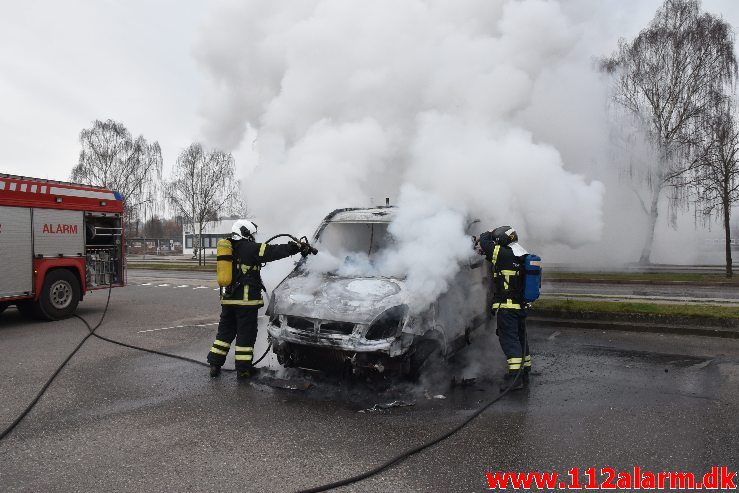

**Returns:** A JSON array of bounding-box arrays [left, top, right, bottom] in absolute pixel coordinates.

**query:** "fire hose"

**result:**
[[295, 315, 529, 493], [264, 233, 319, 258], [0, 234, 316, 442], [0, 234, 528, 493]]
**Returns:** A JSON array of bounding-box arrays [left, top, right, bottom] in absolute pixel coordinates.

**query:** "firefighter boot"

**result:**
[[209, 365, 221, 378], [500, 371, 526, 392], [236, 365, 259, 381]]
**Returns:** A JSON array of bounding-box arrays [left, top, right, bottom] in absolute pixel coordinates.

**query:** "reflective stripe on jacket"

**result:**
[[220, 240, 298, 306], [487, 243, 523, 310]]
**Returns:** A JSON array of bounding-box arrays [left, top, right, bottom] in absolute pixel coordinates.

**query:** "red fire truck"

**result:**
[[0, 174, 125, 320]]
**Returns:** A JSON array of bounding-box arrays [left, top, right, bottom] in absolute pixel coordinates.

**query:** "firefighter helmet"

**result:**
[[491, 226, 518, 246], [231, 219, 258, 241]]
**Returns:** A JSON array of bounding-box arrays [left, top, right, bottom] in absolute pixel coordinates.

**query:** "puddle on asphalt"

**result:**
[[579, 345, 710, 368]]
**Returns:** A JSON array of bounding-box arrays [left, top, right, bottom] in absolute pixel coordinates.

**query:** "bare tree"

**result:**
[[165, 143, 243, 265], [687, 93, 739, 277], [71, 119, 163, 226], [601, 0, 737, 263]]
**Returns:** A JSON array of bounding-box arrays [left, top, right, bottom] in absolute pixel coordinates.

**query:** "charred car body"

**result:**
[[266, 207, 489, 377]]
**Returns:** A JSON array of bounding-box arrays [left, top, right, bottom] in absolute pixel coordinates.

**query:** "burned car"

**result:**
[[266, 207, 489, 377]]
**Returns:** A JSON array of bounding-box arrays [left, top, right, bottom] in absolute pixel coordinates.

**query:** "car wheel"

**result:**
[[36, 269, 81, 321], [408, 338, 445, 381]]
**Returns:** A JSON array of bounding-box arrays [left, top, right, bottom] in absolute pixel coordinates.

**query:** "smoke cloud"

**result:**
[[189, 0, 739, 381], [194, 0, 605, 255]]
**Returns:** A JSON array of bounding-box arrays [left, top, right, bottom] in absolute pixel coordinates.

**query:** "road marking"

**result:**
[[138, 322, 219, 333], [141, 283, 152, 286], [157, 284, 170, 287], [213, 288, 220, 291], [193, 286, 209, 290], [174, 285, 189, 288]]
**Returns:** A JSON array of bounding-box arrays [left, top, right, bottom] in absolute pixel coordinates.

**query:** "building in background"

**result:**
[[183, 219, 237, 257], [126, 238, 183, 255]]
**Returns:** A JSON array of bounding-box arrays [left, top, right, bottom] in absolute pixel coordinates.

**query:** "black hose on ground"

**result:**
[[2, 233, 521, 492], [0, 286, 276, 441], [294, 311, 529, 493], [1, 286, 527, 493], [0, 234, 297, 441], [80, 321, 232, 371], [0, 281, 114, 442]]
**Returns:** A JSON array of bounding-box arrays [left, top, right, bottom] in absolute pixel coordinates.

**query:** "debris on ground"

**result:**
[[359, 400, 415, 413], [451, 377, 477, 388], [423, 390, 447, 400], [256, 376, 314, 391]]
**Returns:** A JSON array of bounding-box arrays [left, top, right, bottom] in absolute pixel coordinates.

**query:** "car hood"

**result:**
[[271, 275, 406, 324]]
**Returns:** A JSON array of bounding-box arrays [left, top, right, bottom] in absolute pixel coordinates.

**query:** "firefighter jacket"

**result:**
[[221, 240, 300, 306], [479, 232, 523, 310]]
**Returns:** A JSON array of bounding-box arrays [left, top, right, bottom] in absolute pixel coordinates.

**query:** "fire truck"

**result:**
[[0, 174, 125, 320]]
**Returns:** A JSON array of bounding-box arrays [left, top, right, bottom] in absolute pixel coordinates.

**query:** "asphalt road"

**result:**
[[126, 267, 739, 304], [1, 275, 738, 492]]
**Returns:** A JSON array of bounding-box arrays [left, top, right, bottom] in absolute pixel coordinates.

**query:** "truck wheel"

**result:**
[[36, 269, 81, 321]]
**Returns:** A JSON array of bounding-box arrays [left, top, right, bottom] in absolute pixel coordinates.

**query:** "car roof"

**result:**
[[326, 207, 396, 223]]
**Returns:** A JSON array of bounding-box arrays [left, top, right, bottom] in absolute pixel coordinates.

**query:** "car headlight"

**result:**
[[365, 305, 408, 340]]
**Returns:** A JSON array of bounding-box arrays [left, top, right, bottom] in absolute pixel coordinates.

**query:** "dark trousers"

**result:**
[[206, 305, 259, 371], [496, 308, 531, 374]]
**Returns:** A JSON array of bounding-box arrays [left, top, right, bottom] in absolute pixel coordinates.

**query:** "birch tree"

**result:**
[[165, 143, 243, 265], [71, 119, 163, 225], [601, 0, 736, 263], [691, 95, 739, 277]]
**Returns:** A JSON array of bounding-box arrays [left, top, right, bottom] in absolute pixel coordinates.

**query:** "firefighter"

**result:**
[[477, 226, 531, 390], [207, 220, 307, 379]]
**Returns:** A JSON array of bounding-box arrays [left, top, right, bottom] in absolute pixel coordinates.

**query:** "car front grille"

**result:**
[[291, 345, 352, 370], [285, 316, 315, 331], [320, 321, 355, 335]]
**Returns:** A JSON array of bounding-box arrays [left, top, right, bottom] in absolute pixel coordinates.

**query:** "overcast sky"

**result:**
[[1, 0, 738, 182]]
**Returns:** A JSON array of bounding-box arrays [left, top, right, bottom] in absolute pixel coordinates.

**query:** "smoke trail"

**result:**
[[194, 0, 608, 296]]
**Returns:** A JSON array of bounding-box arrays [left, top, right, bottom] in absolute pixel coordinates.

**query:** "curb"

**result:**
[[528, 316, 739, 339]]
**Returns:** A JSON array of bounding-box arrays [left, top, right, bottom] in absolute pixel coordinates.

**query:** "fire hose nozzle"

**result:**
[[298, 236, 318, 256]]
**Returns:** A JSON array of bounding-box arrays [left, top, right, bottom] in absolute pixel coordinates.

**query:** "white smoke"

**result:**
[[301, 185, 472, 313], [194, 0, 610, 298]]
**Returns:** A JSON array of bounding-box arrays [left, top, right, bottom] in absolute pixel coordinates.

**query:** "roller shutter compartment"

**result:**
[[0, 206, 33, 298]]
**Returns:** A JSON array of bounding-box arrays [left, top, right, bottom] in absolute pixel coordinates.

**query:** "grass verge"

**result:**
[[535, 298, 739, 320], [547, 271, 739, 285]]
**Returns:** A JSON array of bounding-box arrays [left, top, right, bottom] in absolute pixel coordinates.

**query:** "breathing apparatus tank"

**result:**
[[216, 238, 233, 287], [521, 254, 542, 303]]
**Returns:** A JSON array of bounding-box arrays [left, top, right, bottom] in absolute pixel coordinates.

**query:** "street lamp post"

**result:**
[[142, 203, 147, 261]]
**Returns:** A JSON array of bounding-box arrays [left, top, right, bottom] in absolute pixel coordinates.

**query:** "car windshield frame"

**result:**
[[316, 220, 394, 261]]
